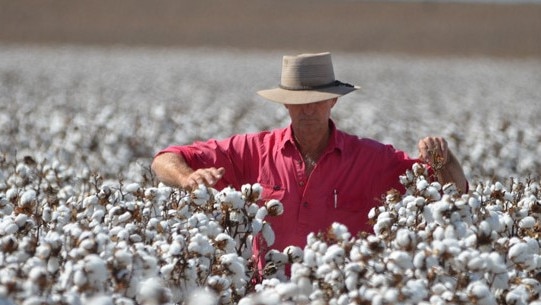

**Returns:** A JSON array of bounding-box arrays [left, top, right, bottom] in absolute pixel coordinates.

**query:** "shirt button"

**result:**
[[299, 181, 304, 186], [303, 202, 308, 207]]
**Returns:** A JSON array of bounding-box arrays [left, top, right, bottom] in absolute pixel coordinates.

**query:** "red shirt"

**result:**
[[156, 121, 419, 251]]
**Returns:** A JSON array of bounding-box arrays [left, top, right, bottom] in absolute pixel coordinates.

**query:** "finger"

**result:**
[[201, 168, 225, 186], [185, 175, 200, 191], [418, 138, 433, 160]]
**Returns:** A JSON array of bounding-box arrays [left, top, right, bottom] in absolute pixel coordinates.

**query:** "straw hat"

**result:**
[[257, 52, 360, 105]]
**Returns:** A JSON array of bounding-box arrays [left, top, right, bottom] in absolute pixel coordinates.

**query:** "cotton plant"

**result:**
[[240, 163, 541, 305], [5, 154, 541, 304], [0, 156, 284, 305]]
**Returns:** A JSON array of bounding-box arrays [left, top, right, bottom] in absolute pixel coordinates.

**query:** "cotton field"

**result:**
[[0, 45, 541, 305]]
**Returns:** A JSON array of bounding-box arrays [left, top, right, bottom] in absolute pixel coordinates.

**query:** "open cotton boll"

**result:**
[[186, 288, 217, 305], [374, 211, 394, 236], [14, 213, 28, 228], [265, 199, 284, 217], [124, 182, 141, 194], [329, 222, 351, 241], [256, 206, 268, 220], [188, 233, 214, 256], [251, 218, 263, 234], [467, 282, 497, 305], [83, 255, 108, 287], [136, 277, 171, 305], [19, 189, 36, 206], [505, 285, 529, 305], [508, 242, 530, 264], [323, 244, 345, 265], [394, 228, 416, 250], [262, 222, 275, 246], [303, 248, 317, 268], [0, 218, 18, 235], [265, 249, 288, 267], [274, 282, 299, 300], [283, 245, 303, 263], [81, 295, 113, 305], [220, 253, 246, 278], [387, 250, 414, 271], [214, 233, 236, 253], [518, 216, 536, 229], [241, 183, 262, 202], [192, 184, 210, 206], [246, 203, 259, 218], [218, 187, 245, 210]]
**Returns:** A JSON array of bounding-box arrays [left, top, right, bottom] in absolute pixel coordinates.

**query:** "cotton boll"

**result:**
[[1, 219, 19, 235], [160, 263, 175, 280], [118, 211, 132, 223], [228, 210, 244, 223], [274, 282, 299, 300], [83, 255, 108, 290], [508, 242, 530, 264], [467, 256, 486, 273], [124, 183, 141, 195], [265, 249, 288, 267], [136, 277, 171, 305], [329, 222, 351, 241], [220, 253, 246, 279], [518, 216, 536, 229], [265, 199, 284, 217], [416, 178, 429, 192], [241, 183, 262, 202], [19, 189, 36, 206], [214, 233, 236, 253], [425, 185, 442, 201], [442, 183, 459, 196], [188, 233, 214, 256], [323, 244, 345, 265], [387, 250, 414, 271], [13, 213, 28, 228], [262, 222, 275, 246], [382, 288, 399, 304], [250, 218, 263, 235], [73, 269, 87, 288], [524, 236, 540, 254], [394, 228, 416, 251], [284, 246, 303, 263], [374, 212, 394, 236], [186, 288, 217, 305], [467, 282, 497, 305], [402, 279, 429, 303], [506, 286, 529, 305], [468, 196, 481, 211], [256, 207, 268, 220], [192, 185, 210, 206], [303, 248, 317, 268], [246, 203, 259, 218], [316, 264, 332, 279]]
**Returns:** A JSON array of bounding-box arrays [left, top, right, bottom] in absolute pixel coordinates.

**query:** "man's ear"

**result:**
[[330, 98, 338, 108]]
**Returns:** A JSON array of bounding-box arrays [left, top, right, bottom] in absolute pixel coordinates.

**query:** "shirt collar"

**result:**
[[280, 120, 344, 153]]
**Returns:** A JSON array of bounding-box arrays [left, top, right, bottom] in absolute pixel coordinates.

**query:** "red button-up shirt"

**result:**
[[156, 121, 419, 252]]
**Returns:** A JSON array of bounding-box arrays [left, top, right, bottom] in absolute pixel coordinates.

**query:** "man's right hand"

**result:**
[[182, 167, 225, 191]]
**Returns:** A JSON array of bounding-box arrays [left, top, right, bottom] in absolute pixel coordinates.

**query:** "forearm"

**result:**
[[151, 152, 193, 188]]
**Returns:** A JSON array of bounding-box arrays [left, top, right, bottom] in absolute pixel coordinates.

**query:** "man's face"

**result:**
[[285, 98, 337, 130]]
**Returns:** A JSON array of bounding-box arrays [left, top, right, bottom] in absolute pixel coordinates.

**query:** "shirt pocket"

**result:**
[[326, 190, 368, 213], [259, 183, 286, 203]]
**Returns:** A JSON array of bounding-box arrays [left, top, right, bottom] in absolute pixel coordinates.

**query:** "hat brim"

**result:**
[[257, 85, 360, 105]]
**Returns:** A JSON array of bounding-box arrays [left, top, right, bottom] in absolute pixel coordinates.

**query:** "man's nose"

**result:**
[[301, 103, 316, 114]]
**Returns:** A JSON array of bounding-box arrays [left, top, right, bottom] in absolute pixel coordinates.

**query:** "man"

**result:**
[[151, 52, 468, 255]]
